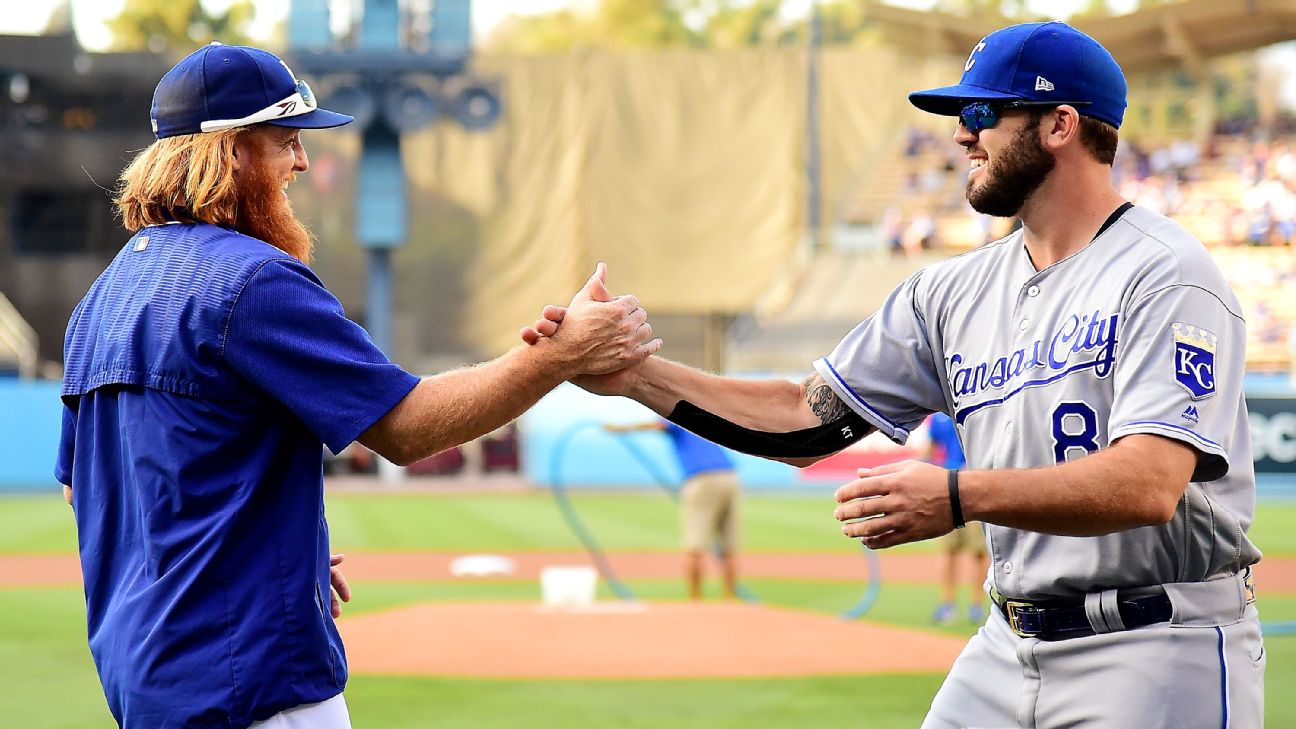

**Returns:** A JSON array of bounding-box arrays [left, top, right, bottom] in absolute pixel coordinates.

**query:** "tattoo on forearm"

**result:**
[[803, 374, 849, 424]]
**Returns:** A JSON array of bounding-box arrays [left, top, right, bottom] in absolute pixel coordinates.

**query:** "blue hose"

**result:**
[[546, 420, 882, 616], [547, 421, 637, 601], [839, 543, 883, 621]]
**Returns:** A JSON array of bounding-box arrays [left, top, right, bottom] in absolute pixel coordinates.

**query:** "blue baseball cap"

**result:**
[[151, 42, 353, 139], [909, 21, 1127, 129]]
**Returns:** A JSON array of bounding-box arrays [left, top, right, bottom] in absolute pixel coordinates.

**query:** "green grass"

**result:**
[[1248, 502, 1296, 556], [0, 494, 80, 553], [0, 491, 894, 555], [8, 492, 1294, 556], [2, 491, 1294, 728], [0, 588, 116, 728], [324, 491, 877, 553], [329, 489, 948, 553]]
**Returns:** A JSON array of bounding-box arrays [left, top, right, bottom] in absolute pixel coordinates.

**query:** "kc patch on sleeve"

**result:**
[[1172, 323, 1217, 399]]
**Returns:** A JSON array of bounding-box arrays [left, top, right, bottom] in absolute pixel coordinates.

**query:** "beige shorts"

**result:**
[[940, 521, 986, 557], [680, 470, 740, 555]]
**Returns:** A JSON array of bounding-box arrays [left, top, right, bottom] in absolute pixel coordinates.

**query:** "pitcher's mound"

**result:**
[[340, 601, 967, 679]]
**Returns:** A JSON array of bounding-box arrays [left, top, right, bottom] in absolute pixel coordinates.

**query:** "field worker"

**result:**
[[55, 43, 660, 729], [525, 22, 1263, 727], [605, 419, 742, 600], [922, 412, 988, 626]]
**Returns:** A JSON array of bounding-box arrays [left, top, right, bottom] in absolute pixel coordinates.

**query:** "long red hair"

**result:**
[[115, 129, 246, 232]]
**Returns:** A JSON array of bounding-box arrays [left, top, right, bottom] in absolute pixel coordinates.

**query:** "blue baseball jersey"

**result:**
[[814, 204, 1259, 600], [927, 412, 966, 469], [663, 420, 733, 480], [55, 223, 419, 728]]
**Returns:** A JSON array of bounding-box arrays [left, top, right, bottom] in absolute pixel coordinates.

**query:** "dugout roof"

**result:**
[[864, 0, 1296, 74]]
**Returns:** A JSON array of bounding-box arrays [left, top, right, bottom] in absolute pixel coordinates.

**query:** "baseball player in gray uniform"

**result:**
[[524, 21, 1264, 728]]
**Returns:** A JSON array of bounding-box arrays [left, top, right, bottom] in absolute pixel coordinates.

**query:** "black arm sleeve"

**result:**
[[666, 400, 873, 458]]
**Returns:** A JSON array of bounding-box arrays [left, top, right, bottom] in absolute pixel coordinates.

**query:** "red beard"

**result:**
[[235, 157, 315, 263]]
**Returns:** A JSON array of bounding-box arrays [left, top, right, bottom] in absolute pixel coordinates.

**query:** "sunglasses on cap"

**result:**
[[199, 79, 318, 133], [958, 100, 1092, 134]]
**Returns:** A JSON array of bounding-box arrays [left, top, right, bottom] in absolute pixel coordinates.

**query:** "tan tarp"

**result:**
[[311, 48, 955, 359]]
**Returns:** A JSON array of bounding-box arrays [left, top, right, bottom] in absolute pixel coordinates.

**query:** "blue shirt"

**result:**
[[663, 421, 732, 480], [55, 223, 419, 729], [927, 412, 966, 470]]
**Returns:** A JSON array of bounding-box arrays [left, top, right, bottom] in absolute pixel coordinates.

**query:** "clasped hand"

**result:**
[[834, 460, 956, 549], [520, 263, 659, 391]]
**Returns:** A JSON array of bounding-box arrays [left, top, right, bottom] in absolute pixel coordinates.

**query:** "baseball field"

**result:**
[[3, 488, 1294, 728]]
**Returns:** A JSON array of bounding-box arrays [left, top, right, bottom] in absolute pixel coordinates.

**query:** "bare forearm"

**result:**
[[624, 357, 819, 432], [361, 344, 567, 465], [960, 436, 1193, 536]]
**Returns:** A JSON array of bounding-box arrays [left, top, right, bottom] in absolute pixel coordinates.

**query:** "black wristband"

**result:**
[[666, 400, 870, 458], [948, 469, 966, 529]]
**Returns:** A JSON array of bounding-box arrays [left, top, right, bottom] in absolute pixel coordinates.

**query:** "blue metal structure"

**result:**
[[288, 0, 330, 49], [287, 0, 501, 358]]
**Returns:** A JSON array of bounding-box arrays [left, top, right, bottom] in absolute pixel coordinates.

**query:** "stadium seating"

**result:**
[[812, 131, 1296, 374]]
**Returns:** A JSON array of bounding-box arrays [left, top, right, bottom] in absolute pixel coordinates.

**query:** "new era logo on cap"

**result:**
[[907, 21, 1128, 129]]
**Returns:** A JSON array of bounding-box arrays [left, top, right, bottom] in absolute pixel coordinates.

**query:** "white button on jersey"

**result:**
[[1018, 319, 1029, 331], [1027, 285, 1040, 297], [1003, 561, 1013, 574]]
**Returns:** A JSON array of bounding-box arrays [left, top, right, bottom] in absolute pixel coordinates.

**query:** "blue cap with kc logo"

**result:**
[[908, 21, 1127, 129], [150, 42, 353, 139]]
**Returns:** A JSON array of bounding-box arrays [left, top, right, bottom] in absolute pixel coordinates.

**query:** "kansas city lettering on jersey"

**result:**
[[948, 310, 1119, 423]]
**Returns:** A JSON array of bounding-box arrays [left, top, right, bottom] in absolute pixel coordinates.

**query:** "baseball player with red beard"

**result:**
[[57, 43, 660, 729], [526, 22, 1264, 727]]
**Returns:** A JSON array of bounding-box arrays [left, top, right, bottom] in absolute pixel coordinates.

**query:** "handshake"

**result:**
[[517, 262, 662, 396]]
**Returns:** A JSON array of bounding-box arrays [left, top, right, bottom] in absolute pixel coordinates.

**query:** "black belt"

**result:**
[[993, 590, 1172, 641]]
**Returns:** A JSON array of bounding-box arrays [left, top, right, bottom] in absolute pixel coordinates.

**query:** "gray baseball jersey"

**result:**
[[813, 204, 1260, 600]]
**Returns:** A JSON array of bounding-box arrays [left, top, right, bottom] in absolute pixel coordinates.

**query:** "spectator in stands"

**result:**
[[1255, 303, 1285, 345], [1245, 191, 1275, 246], [605, 420, 742, 600], [1131, 140, 1152, 181], [883, 206, 906, 257], [1222, 204, 1247, 247], [1168, 140, 1199, 181], [905, 126, 925, 158], [904, 212, 936, 254]]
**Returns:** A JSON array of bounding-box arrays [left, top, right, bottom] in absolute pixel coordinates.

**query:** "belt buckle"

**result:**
[[1004, 600, 1039, 638], [1244, 569, 1257, 604]]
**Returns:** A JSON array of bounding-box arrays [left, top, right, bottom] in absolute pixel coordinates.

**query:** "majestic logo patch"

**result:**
[[1173, 323, 1217, 399], [1181, 405, 1199, 423], [1035, 76, 1055, 92]]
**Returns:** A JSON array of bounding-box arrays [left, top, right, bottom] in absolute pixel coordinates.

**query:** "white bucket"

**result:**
[[540, 566, 598, 608]]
